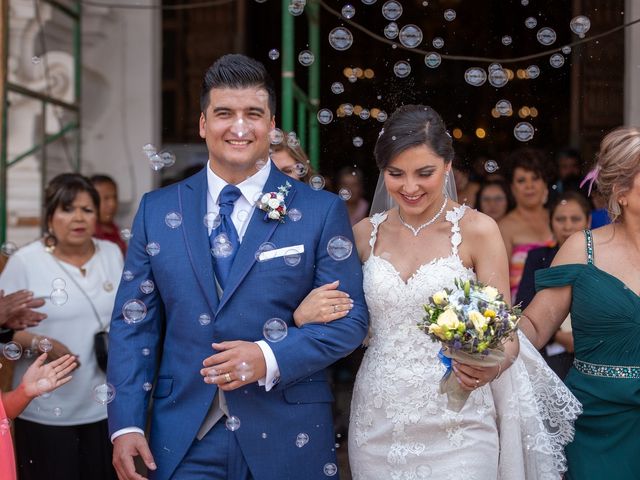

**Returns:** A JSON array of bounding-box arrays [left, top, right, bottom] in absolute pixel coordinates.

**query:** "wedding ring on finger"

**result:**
[[333, 305, 339, 314], [224, 373, 232, 383]]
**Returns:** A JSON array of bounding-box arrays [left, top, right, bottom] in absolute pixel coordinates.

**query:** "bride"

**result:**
[[293, 105, 580, 479]]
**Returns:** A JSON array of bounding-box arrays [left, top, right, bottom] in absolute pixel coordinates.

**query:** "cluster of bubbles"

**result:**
[[0, 241, 17, 256], [143, 144, 176, 172], [50, 278, 68, 306]]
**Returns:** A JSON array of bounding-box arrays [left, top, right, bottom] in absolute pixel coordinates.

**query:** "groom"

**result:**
[[107, 54, 368, 480]]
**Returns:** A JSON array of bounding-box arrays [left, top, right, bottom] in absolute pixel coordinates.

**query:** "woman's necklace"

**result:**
[[398, 196, 448, 236]]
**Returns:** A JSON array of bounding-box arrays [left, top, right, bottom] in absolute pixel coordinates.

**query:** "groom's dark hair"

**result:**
[[200, 54, 276, 116]]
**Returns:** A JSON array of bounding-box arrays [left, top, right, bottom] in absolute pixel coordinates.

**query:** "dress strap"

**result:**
[[583, 229, 594, 265], [445, 206, 467, 256], [368, 212, 388, 253]]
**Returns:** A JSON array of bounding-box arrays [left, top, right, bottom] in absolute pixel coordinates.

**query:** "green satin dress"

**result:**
[[535, 230, 640, 480]]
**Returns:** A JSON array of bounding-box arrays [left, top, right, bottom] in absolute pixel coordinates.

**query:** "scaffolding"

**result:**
[[0, 0, 82, 243]]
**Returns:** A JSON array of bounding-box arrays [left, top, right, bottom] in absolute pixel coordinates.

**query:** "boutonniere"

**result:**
[[258, 181, 291, 222]]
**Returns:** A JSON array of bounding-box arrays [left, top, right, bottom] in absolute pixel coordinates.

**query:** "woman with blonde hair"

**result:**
[[520, 126, 640, 479], [270, 133, 315, 183]]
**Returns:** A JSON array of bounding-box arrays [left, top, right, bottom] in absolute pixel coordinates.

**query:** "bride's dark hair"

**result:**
[[374, 105, 454, 170]]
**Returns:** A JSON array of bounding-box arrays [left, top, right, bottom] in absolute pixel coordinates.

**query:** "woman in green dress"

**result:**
[[519, 126, 640, 480]]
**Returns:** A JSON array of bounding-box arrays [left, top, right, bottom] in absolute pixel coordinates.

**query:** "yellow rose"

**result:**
[[437, 309, 461, 331], [432, 290, 449, 306], [482, 286, 499, 301], [483, 309, 496, 318], [469, 310, 487, 338], [428, 323, 448, 340]]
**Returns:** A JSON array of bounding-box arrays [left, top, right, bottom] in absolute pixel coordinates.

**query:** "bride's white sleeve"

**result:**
[[490, 331, 583, 480]]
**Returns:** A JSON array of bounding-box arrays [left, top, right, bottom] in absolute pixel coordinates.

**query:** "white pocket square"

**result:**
[[258, 244, 305, 262]]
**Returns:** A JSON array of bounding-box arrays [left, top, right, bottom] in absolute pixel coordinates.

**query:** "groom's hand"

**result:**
[[113, 432, 157, 480], [200, 341, 267, 391]]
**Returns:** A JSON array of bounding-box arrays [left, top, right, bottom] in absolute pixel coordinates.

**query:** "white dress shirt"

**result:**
[[111, 161, 280, 442]]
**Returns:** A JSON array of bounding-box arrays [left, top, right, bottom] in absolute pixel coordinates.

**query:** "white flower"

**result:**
[[482, 286, 499, 301], [268, 210, 281, 220], [267, 198, 281, 209], [261, 193, 271, 204]]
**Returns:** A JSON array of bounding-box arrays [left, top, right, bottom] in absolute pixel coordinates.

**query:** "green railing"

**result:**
[[280, 0, 320, 170], [0, 0, 82, 243]]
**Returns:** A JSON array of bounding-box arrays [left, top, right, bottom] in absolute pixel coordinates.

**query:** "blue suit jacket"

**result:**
[[107, 166, 369, 480]]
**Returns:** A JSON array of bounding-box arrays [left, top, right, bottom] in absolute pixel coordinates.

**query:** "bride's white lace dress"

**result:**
[[349, 207, 582, 480]]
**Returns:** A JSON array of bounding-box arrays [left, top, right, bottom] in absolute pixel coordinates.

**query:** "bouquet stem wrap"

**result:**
[[439, 346, 505, 412]]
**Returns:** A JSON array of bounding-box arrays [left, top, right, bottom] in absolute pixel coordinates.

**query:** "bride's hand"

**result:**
[[293, 281, 354, 327], [452, 361, 500, 391]]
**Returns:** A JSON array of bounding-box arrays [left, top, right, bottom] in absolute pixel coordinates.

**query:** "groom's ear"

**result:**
[[270, 116, 276, 130], [199, 112, 206, 139]]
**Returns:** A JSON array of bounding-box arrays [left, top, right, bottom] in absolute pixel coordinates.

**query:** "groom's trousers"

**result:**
[[169, 419, 253, 479]]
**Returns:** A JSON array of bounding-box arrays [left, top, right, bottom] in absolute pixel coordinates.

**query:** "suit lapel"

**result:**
[[180, 169, 220, 315], [217, 168, 298, 313]]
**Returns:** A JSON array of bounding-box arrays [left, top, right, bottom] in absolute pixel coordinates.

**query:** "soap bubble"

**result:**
[[521, 0, 529, 4], [359, 109, 370, 120], [122, 270, 134, 281], [143, 382, 153, 391], [561, 45, 572, 54], [317, 109, 334, 125], [524, 16, 537, 29], [424, 52, 441, 68], [383, 22, 399, 39], [432, 37, 444, 49], [145, 242, 161, 256], [341, 4, 355, 18], [198, 313, 211, 326], [328, 27, 353, 51], [331, 82, 344, 94], [398, 24, 423, 48], [3, 342, 23, 360], [0, 242, 17, 256], [416, 464, 433, 477], [263, 318, 288, 342], [287, 133, 300, 148], [52, 278, 66, 290], [393, 61, 411, 78], [38, 338, 53, 353], [235, 362, 254, 382], [120, 229, 133, 241], [377, 110, 388, 122], [381, 0, 402, 21], [211, 234, 234, 258], [327, 236, 353, 261], [149, 154, 164, 171], [255, 242, 276, 262], [501, 35, 512, 46], [309, 175, 326, 191], [50, 289, 68, 306], [53, 407, 63, 417], [269, 128, 284, 145], [342, 103, 354, 116], [293, 163, 309, 178], [296, 432, 309, 447], [92, 383, 116, 405], [122, 299, 147, 324], [142, 347, 151, 356], [488, 68, 508, 88], [464, 68, 487, 86], [549, 53, 565, 68], [570, 15, 591, 37], [284, 250, 302, 267], [288, 1, 304, 15], [514, 122, 535, 142], [536, 27, 557, 45], [324, 463, 338, 476], [165, 212, 182, 229], [339, 188, 352, 201], [352, 137, 364, 147], [158, 150, 176, 168], [226, 416, 241, 431], [495, 99, 512, 116], [36, 378, 52, 395], [443, 9, 456, 21], [288, 208, 303, 222], [268, 49, 280, 60], [298, 50, 315, 66], [526, 65, 540, 79], [32, 56, 41, 65], [142, 143, 156, 157], [484, 160, 499, 173], [140, 280, 155, 294], [361, 0, 376, 4]]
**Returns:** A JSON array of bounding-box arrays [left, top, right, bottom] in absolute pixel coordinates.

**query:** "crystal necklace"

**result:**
[[398, 196, 448, 236]]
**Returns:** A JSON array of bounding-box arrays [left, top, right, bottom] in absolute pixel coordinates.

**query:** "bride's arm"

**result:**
[[454, 211, 517, 390]]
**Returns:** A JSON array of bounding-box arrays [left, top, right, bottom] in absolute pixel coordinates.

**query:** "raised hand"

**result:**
[[20, 353, 78, 398], [0, 289, 47, 329], [293, 280, 354, 327]]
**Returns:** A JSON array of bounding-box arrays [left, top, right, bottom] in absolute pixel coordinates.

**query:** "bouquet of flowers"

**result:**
[[418, 278, 520, 411]]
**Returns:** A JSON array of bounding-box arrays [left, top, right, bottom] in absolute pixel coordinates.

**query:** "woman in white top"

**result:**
[[0, 173, 123, 480]]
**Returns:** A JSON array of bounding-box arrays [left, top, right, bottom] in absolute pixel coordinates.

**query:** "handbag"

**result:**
[[52, 256, 110, 373]]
